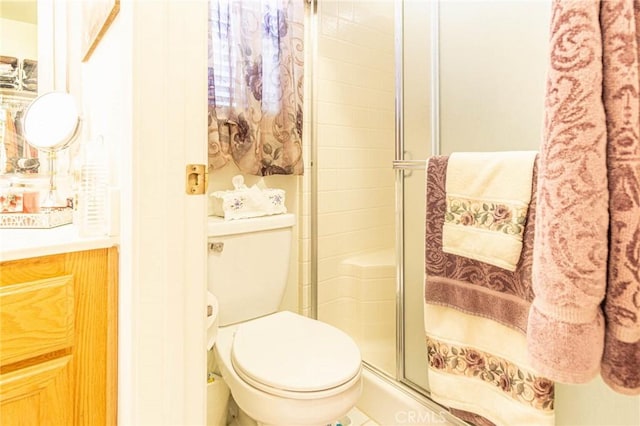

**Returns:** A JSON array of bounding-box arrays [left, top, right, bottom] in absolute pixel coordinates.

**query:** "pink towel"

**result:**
[[528, 0, 640, 395], [601, 0, 640, 395]]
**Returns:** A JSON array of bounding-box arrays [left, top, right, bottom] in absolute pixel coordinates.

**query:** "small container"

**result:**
[[5, 174, 49, 213], [22, 191, 40, 213], [0, 188, 23, 213]]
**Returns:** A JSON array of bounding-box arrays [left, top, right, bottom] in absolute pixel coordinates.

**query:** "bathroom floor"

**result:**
[[226, 406, 379, 426], [224, 396, 379, 426], [345, 407, 379, 426]]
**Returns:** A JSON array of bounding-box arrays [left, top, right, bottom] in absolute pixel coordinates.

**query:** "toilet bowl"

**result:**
[[214, 311, 362, 426], [207, 213, 362, 425]]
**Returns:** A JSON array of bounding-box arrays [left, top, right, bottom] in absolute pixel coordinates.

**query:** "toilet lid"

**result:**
[[231, 311, 361, 394]]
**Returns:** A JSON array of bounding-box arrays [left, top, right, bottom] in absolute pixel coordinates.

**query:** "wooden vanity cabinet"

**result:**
[[0, 247, 118, 425]]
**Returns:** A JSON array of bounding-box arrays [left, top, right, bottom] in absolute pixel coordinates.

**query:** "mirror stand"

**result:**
[[41, 150, 59, 207]]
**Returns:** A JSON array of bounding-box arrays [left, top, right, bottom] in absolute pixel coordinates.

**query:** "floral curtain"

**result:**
[[207, 0, 304, 176]]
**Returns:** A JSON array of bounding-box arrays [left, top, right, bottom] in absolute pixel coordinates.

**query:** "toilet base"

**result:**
[[230, 403, 343, 426], [225, 398, 257, 426], [222, 373, 363, 426], [223, 381, 360, 426]]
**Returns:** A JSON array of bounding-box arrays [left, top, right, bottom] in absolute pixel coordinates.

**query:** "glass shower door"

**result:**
[[397, 0, 433, 392], [314, 0, 397, 377], [398, 0, 551, 394]]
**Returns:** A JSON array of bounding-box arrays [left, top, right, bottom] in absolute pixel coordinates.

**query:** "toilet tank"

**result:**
[[207, 213, 295, 326]]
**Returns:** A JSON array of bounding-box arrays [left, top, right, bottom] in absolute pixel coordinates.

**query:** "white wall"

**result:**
[[556, 377, 639, 426], [0, 18, 37, 60]]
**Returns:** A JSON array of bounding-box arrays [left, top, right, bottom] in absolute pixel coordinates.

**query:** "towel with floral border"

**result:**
[[426, 156, 554, 426], [443, 151, 537, 272]]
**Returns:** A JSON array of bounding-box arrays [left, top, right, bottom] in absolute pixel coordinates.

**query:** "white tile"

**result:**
[[346, 406, 370, 425], [322, 15, 339, 37], [317, 255, 341, 282], [338, 1, 354, 21]]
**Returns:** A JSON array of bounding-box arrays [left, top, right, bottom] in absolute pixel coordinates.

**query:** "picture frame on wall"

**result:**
[[81, 0, 120, 62]]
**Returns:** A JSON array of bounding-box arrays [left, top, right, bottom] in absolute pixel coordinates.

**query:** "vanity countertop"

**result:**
[[0, 225, 118, 262]]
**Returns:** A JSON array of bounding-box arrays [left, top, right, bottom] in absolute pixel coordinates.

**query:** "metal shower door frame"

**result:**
[[393, 0, 441, 395]]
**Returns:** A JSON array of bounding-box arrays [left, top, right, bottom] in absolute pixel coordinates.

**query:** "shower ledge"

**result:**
[[339, 248, 395, 280]]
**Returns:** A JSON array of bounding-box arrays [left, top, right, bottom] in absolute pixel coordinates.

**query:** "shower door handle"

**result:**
[[393, 151, 427, 176], [391, 159, 427, 170]]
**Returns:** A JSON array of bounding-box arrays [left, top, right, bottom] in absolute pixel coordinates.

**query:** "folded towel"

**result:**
[[528, 0, 640, 395], [426, 155, 538, 334], [425, 156, 554, 426], [443, 151, 537, 271]]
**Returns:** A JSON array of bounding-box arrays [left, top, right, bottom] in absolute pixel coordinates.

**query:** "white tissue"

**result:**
[[210, 175, 286, 220]]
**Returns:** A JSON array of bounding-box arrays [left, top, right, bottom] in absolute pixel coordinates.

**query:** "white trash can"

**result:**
[[207, 374, 230, 426]]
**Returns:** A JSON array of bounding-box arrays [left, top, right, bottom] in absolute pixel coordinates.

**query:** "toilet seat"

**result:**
[[230, 311, 361, 399]]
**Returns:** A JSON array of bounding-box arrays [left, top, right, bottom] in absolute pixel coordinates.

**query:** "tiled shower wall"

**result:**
[[308, 0, 396, 344]]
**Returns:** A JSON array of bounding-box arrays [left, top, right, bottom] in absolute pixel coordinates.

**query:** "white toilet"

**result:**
[[208, 213, 363, 426]]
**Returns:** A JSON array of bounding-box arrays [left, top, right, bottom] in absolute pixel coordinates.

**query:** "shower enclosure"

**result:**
[[311, 0, 550, 406]]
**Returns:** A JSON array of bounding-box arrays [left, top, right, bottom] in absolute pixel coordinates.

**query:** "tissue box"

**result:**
[[211, 175, 286, 220]]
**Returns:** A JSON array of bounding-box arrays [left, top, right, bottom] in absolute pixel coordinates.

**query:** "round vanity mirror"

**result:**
[[22, 92, 81, 207], [22, 91, 81, 151]]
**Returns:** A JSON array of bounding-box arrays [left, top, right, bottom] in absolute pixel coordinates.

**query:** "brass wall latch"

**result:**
[[209, 242, 224, 253], [186, 164, 208, 195]]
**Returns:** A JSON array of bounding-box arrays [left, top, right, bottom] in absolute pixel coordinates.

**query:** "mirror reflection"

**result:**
[[0, 0, 39, 174]]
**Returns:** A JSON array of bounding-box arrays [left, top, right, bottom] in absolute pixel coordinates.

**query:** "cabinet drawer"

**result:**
[[0, 276, 74, 366], [0, 355, 72, 425]]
